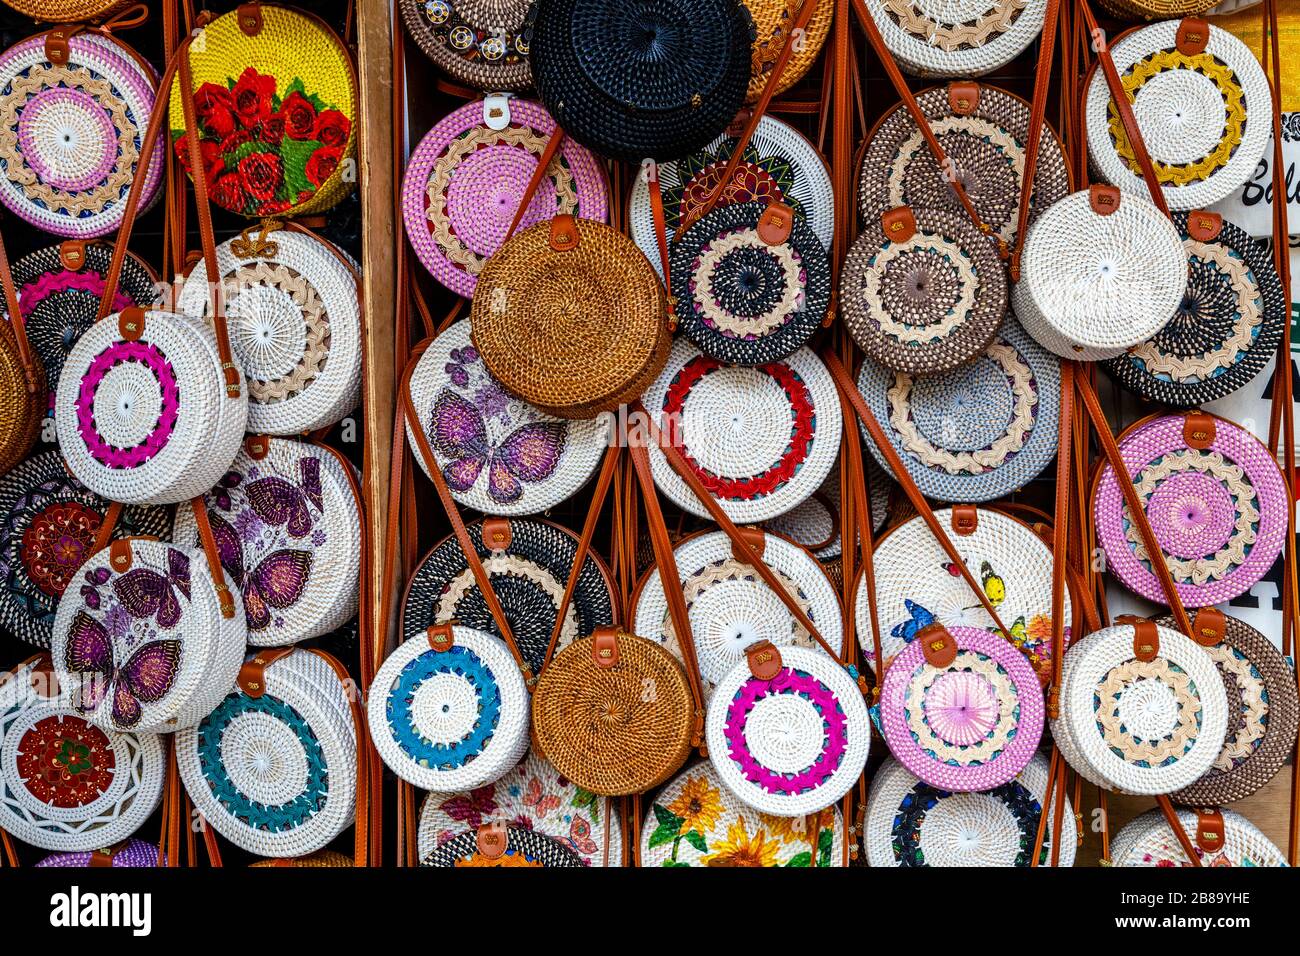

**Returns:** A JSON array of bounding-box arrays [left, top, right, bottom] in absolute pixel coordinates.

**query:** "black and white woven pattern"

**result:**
[[420, 825, 585, 867]]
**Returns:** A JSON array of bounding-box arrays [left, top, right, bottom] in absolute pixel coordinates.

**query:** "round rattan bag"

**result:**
[[861, 0, 1050, 77], [401, 98, 609, 299], [421, 825, 584, 867], [0, 657, 164, 854], [1093, 412, 1288, 608], [529, 0, 754, 163], [742, 0, 833, 101], [471, 215, 669, 418], [1, 0, 134, 19], [1013, 188, 1186, 360], [406, 320, 607, 516], [167, 6, 357, 218], [1110, 807, 1286, 867], [172, 438, 361, 647], [841, 206, 1007, 374], [761, 461, 891, 561], [1098, 0, 1219, 18], [0, 315, 43, 476], [249, 850, 351, 867], [641, 761, 845, 866], [1102, 212, 1287, 408], [532, 629, 696, 796], [36, 839, 161, 868], [855, 315, 1061, 503], [0, 451, 171, 649], [399, 0, 535, 91], [177, 228, 360, 435], [1085, 20, 1272, 212], [0, 29, 162, 238]]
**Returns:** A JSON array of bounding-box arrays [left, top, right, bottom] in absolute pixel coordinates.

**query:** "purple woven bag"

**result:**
[[36, 838, 162, 867]]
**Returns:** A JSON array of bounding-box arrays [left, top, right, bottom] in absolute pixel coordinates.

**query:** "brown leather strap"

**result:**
[[840, 384, 884, 685], [1155, 794, 1203, 867], [91, 501, 123, 557], [309, 648, 370, 867], [648, 172, 677, 328], [504, 126, 566, 241], [1195, 807, 1225, 856], [1009, 0, 1062, 281], [1047, 361, 1074, 717], [0, 227, 39, 394], [236, 647, 295, 697], [189, 497, 236, 620]]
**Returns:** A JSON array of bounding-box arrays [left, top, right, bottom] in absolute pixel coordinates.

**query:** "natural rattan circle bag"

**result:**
[[421, 824, 585, 866], [1110, 807, 1286, 867], [529, 0, 755, 163], [860, 0, 1050, 77], [1098, 0, 1219, 17], [399, 0, 535, 91], [36, 839, 161, 867], [249, 850, 351, 867], [1, 0, 134, 18], [742, 0, 833, 102]]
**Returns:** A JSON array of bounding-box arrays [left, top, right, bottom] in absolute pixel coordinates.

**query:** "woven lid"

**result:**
[[36, 838, 162, 867], [841, 206, 1008, 374], [401, 98, 609, 299], [864, 753, 1076, 867], [861, 0, 1050, 77], [858, 84, 1069, 248], [368, 624, 530, 791], [172, 438, 361, 647], [0, 31, 162, 237], [0, 451, 171, 649], [403, 518, 616, 677], [2, 0, 134, 19], [0, 658, 164, 853], [856, 316, 1061, 503], [641, 760, 845, 866], [1093, 413, 1288, 607], [167, 6, 357, 218], [629, 116, 833, 278], [1099, 0, 1217, 16], [761, 459, 890, 560], [249, 850, 351, 867], [1013, 189, 1186, 360], [178, 229, 360, 435], [670, 201, 831, 366], [742, 0, 833, 101], [1112, 807, 1287, 867], [643, 339, 842, 523], [419, 750, 624, 867], [1102, 212, 1288, 408], [177, 649, 356, 859], [399, 0, 534, 91], [421, 824, 585, 866], [407, 320, 607, 516], [472, 216, 669, 419], [530, 0, 754, 163]]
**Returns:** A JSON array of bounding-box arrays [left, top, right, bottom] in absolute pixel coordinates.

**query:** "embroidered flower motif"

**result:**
[[666, 774, 724, 836], [700, 819, 781, 867]]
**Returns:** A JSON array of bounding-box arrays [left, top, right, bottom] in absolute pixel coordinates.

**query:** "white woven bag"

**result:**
[[861, 0, 1050, 77], [1111, 808, 1286, 867]]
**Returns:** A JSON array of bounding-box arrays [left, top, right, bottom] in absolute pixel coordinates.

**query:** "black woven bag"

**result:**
[[530, 0, 755, 163]]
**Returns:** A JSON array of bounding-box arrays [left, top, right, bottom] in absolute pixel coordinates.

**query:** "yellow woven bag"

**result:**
[[0, 236, 45, 475]]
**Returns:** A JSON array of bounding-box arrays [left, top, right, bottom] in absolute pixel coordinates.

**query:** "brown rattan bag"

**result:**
[[0, 234, 45, 475], [1, 0, 132, 20]]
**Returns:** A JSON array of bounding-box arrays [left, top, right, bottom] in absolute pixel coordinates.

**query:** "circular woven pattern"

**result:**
[[368, 624, 530, 791], [1086, 20, 1272, 212], [863, 0, 1049, 77], [855, 507, 1070, 680], [864, 753, 1076, 866], [706, 645, 870, 817], [172, 438, 361, 647], [55, 309, 249, 506], [51, 538, 247, 735], [419, 750, 623, 866], [1013, 189, 1186, 360], [249, 850, 352, 867], [0, 31, 161, 237], [0, 659, 164, 853], [178, 230, 360, 435], [532, 632, 695, 796], [742, 0, 833, 101], [671, 201, 831, 366], [2, 1, 134, 19], [1053, 622, 1228, 795], [0, 451, 171, 649], [1111, 807, 1285, 867], [399, 0, 534, 91], [402, 98, 608, 299], [1103, 213, 1287, 408], [881, 625, 1045, 791], [403, 518, 616, 677], [856, 316, 1060, 503], [407, 320, 606, 516], [842, 206, 1007, 374], [762, 460, 889, 560], [0, 318, 43, 476], [36, 838, 161, 867], [471, 216, 669, 419], [420, 825, 584, 867], [644, 339, 842, 523], [1093, 414, 1288, 607], [177, 649, 355, 859], [640, 760, 845, 866]]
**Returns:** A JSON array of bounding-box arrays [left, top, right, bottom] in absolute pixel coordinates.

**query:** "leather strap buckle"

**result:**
[[427, 622, 455, 652], [1176, 17, 1210, 56], [44, 25, 78, 65], [591, 626, 620, 669], [917, 623, 958, 668], [745, 639, 783, 680], [222, 363, 243, 398], [60, 240, 87, 272], [476, 820, 508, 860], [237, 647, 294, 698], [214, 582, 236, 619], [730, 526, 766, 563], [1186, 210, 1223, 243], [1119, 615, 1159, 662]]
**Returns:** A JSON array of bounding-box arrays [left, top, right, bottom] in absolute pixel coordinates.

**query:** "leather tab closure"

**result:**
[[426, 622, 455, 652], [60, 240, 87, 272], [237, 3, 264, 36], [591, 626, 620, 669], [730, 526, 766, 563], [757, 202, 794, 246], [476, 820, 508, 860], [1186, 210, 1223, 243], [118, 307, 145, 342], [951, 505, 978, 536], [881, 207, 917, 244], [223, 364, 242, 399], [44, 25, 78, 65], [244, 435, 271, 460], [482, 518, 512, 552], [1184, 412, 1215, 449], [237, 647, 294, 698], [482, 93, 511, 131], [746, 639, 783, 680], [1176, 17, 1209, 56], [549, 215, 579, 251], [1191, 607, 1225, 647], [109, 539, 133, 574], [1089, 184, 1121, 216], [947, 81, 980, 115], [917, 623, 958, 668], [1195, 808, 1224, 855], [1121, 616, 1159, 662], [89, 845, 119, 868]]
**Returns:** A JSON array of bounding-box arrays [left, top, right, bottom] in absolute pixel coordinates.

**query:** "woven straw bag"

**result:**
[[640, 761, 845, 866], [1012, 187, 1186, 360], [249, 850, 351, 867], [1111, 808, 1287, 867], [0, 656, 164, 853], [855, 316, 1061, 503], [171, 437, 361, 647], [401, 98, 609, 299], [1093, 412, 1288, 607], [742, 0, 832, 101], [864, 753, 1076, 867], [403, 518, 616, 678], [405, 319, 607, 517], [1099, 0, 1218, 17], [860, 0, 1050, 77], [761, 460, 891, 560], [0, 450, 171, 649], [399, 0, 535, 91], [1, 0, 134, 19], [421, 824, 585, 866], [1085, 19, 1272, 212], [368, 622, 530, 791], [36, 839, 161, 867], [176, 648, 357, 859], [642, 339, 842, 523], [418, 750, 624, 867], [471, 215, 670, 418], [529, 0, 754, 163], [1102, 211, 1287, 407], [167, 4, 357, 218]]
